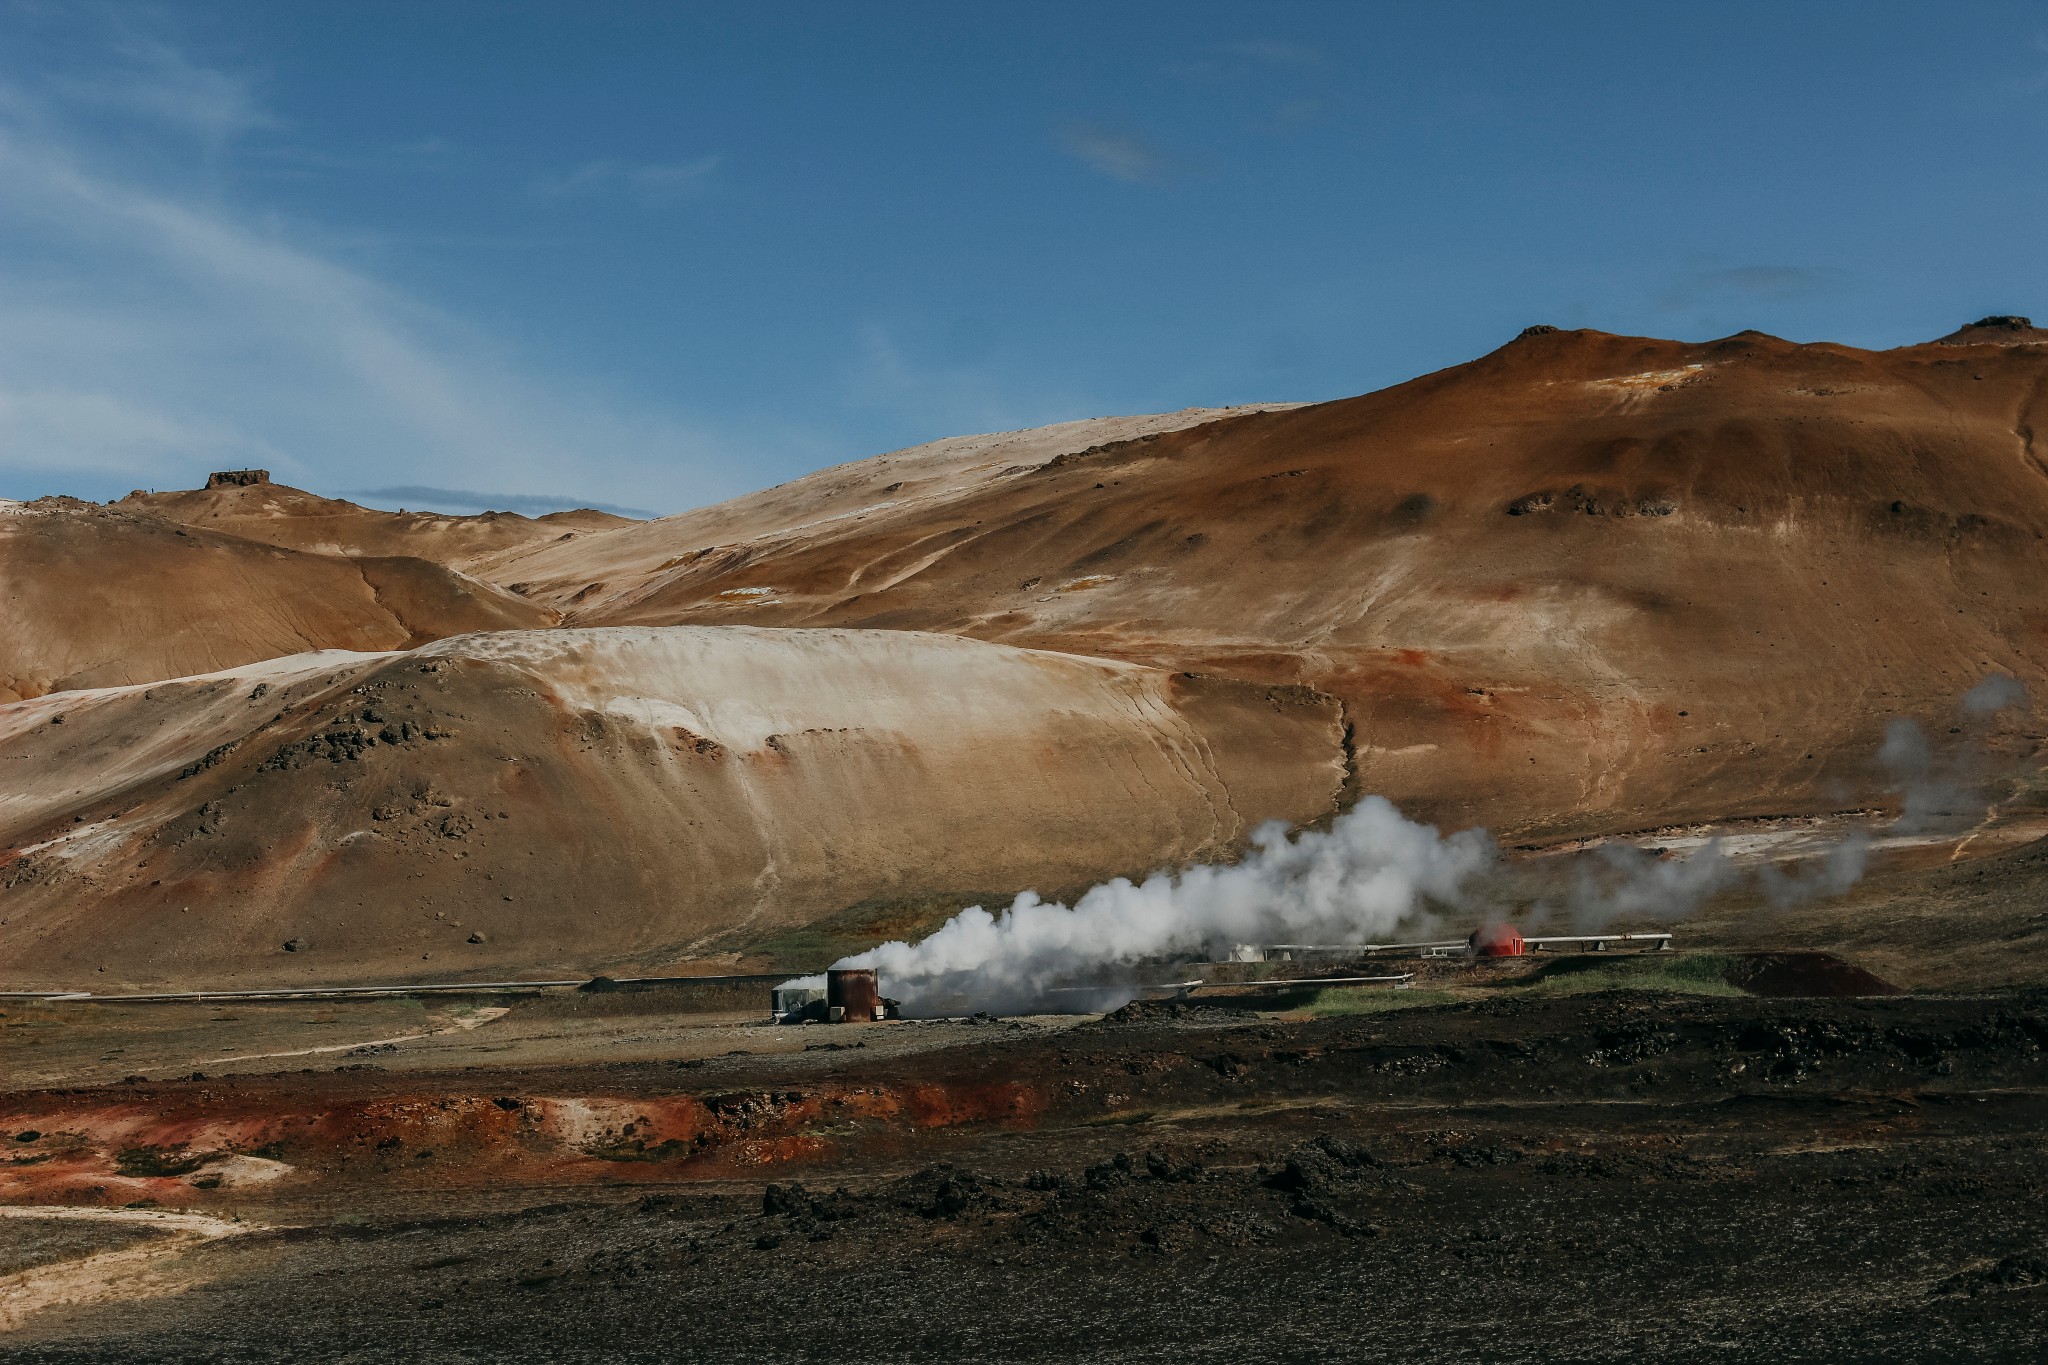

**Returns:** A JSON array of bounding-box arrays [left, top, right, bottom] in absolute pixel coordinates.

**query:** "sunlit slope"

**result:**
[[545, 328, 2048, 836], [0, 499, 553, 700], [123, 481, 632, 572], [474, 406, 1298, 612], [0, 627, 1344, 989]]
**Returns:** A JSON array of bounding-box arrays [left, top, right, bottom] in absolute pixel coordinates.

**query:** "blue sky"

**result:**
[[2, 2, 2045, 516]]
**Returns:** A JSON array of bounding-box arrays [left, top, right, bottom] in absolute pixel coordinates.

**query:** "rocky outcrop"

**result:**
[[1930, 315, 2048, 346]]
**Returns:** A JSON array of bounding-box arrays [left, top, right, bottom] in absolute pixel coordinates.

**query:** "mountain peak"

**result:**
[[1930, 315, 2048, 346]]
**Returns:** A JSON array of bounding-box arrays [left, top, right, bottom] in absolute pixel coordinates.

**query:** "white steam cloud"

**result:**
[[789, 673, 2029, 1017], [825, 797, 1493, 1017], [1882, 671, 2029, 833], [1756, 834, 1872, 908], [1961, 672, 2027, 715], [1553, 840, 1741, 931]]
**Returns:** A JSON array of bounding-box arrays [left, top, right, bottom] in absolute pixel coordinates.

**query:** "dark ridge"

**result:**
[[1928, 315, 2048, 346]]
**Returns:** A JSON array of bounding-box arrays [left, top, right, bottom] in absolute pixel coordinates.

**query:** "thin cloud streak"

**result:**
[[48, 29, 279, 150], [0, 28, 745, 514], [839, 321, 1115, 450], [530, 154, 721, 198], [1057, 121, 1174, 184]]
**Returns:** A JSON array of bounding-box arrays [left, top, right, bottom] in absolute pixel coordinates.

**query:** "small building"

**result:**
[[771, 984, 826, 1022], [1469, 924, 1527, 958], [771, 969, 898, 1023], [826, 968, 881, 1022]]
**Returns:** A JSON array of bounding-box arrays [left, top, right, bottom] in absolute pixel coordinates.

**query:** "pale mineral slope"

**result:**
[[0, 627, 1343, 989], [529, 327, 2048, 838]]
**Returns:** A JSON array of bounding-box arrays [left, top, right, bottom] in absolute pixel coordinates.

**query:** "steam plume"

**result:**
[[824, 797, 1493, 1016], [792, 673, 2028, 1017], [1883, 671, 2028, 833], [1961, 672, 2027, 715], [1556, 840, 1739, 930], [1756, 834, 1871, 908]]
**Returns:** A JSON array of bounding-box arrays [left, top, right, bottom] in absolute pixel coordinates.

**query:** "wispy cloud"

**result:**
[[344, 486, 656, 519], [1172, 37, 1322, 83], [0, 14, 743, 515], [842, 322, 1099, 445], [1057, 122, 1174, 184], [1165, 39, 1328, 133], [247, 135, 460, 177], [530, 154, 721, 199], [47, 30, 278, 151], [2013, 32, 2048, 96]]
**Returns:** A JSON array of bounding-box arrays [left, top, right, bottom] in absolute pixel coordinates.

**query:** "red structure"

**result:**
[[826, 967, 881, 1022], [1469, 924, 1527, 958]]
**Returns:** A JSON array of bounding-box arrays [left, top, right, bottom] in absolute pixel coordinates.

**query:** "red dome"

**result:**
[[1469, 924, 1526, 958]]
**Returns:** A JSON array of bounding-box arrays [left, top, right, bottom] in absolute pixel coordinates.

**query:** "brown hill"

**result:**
[[121, 479, 632, 571], [496, 327, 2048, 838], [0, 498, 554, 700], [471, 407, 1298, 609], [0, 628, 1342, 989]]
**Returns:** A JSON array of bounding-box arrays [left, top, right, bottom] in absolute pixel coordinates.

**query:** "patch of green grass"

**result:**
[[1512, 952, 1744, 998], [1300, 986, 1460, 1017]]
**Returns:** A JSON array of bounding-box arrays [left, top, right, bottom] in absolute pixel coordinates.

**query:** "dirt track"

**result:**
[[4, 987, 2045, 1361]]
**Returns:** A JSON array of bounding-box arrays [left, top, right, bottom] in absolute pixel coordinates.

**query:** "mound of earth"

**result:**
[[0, 627, 1343, 989], [1723, 952, 1903, 997], [497, 325, 2048, 838], [122, 480, 631, 571], [0, 499, 552, 700]]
